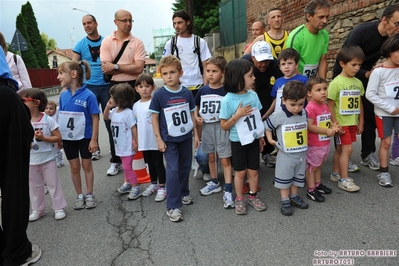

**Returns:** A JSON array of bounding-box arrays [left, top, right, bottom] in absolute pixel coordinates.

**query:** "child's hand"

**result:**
[[88, 140, 98, 153], [195, 116, 204, 124], [132, 140, 138, 152], [34, 129, 44, 141], [269, 139, 277, 146], [157, 139, 167, 152], [56, 141, 63, 149], [235, 102, 252, 118], [391, 107, 399, 115], [106, 99, 116, 109], [356, 123, 364, 135], [259, 138, 266, 153]]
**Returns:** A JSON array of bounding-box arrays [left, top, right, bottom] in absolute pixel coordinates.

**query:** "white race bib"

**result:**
[[339, 90, 361, 115], [199, 94, 223, 123], [275, 89, 283, 112], [31, 120, 53, 153], [316, 113, 331, 141], [236, 107, 264, 145], [282, 122, 308, 153], [384, 80, 399, 110], [303, 63, 319, 78], [58, 111, 85, 140], [164, 103, 193, 137], [111, 121, 127, 147]]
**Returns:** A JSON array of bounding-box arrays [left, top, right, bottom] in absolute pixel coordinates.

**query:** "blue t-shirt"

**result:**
[[219, 90, 262, 142], [0, 51, 18, 89], [73, 36, 107, 85], [271, 74, 308, 98], [149, 85, 196, 143], [59, 84, 101, 139]]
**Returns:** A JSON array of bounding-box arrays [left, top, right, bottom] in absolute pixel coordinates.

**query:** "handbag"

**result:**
[[103, 40, 130, 83]]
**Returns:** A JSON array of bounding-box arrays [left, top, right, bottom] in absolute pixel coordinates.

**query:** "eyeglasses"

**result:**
[[22, 97, 36, 102], [115, 18, 134, 23], [388, 18, 399, 28]]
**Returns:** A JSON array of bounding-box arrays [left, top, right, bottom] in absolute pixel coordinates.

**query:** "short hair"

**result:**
[[381, 3, 399, 20], [20, 88, 48, 112], [159, 55, 182, 72], [206, 56, 227, 72], [252, 20, 266, 29], [268, 7, 282, 17], [282, 80, 307, 101], [84, 14, 97, 23], [304, 0, 331, 22], [47, 100, 57, 109], [306, 76, 327, 92], [224, 59, 254, 93], [337, 45, 365, 64], [0, 32, 7, 54], [278, 48, 300, 64], [381, 34, 399, 58], [109, 83, 135, 109], [173, 10, 193, 34], [136, 73, 155, 86], [58, 60, 91, 86]]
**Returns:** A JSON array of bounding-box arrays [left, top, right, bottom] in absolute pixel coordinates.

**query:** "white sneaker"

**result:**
[[107, 163, 122, 176], [54, 209, 66, 220], [21, 244, 42, 266], [29, 210, 46, 222], [389, 157, 399, 166], [338, 178, 360, 192], [377, 172, 393, 187], [203, 173, 211, 181], [91, 149, 101, 160], [142, 184, 158, 196], [155, 188, 166, 202], [127, 186, 141, 200]]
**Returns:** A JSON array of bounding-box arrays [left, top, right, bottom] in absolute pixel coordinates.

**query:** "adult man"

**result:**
[[332, 3, 399, 171], [72, 14, 107, 163], [244, 20, 267, 51], [100, 9, 146, 176], [242, 41, 283, 165], [0, 51, 41, 265], [286, 0, 330, 79], [245, 8, 289, 59], [163, 10, 212, 97]]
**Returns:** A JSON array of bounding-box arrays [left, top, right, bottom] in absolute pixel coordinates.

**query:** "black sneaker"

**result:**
[[307, 190, 325, 202], [290, 195, 309, 209], [281, 201, 293, 216], [316, 183, 332, 194]]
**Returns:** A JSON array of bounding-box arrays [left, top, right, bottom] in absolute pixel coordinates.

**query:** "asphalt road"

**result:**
[[20, 91, 399, 266]]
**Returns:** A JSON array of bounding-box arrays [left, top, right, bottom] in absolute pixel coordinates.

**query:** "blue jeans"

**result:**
[[195, 142, 210, 174]]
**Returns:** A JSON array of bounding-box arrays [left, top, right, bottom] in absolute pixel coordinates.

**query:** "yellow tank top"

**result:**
[[264, 31, 289, 59]]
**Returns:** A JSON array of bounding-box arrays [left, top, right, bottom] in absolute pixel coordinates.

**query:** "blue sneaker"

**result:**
[[199, 181, 222, 196], [127, 186, 141, 200], [117, 182, 132, 194]]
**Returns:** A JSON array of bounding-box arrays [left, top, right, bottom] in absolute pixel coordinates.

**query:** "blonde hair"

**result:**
[[58, 60, 91, 86], [159, 55, 182, 72]]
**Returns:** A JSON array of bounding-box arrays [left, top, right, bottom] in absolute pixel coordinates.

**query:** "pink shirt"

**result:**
[[306, 100, 331, 146], [100, 31, 146, 81]]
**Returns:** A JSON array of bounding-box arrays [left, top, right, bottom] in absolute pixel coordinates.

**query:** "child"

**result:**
[[45, 100, 64, 168], [149, 55, 199, 222], [265, 48, 308, 118], [104, 83, 141, 200], [305, 77, 339, 202], [133, 74, 166, 201], [365, 34, 399, 187], [328, 45, 365, 192], [19, 88, 67, 221], [194, 56, 234, 209], [219, 59, 267, 215], [57, 60, 100, 209], [265, 81, 309, 216]]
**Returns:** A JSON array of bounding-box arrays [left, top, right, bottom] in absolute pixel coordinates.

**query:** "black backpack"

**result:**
[[170, 35, 203, 75], [13, 54, 17, 66]]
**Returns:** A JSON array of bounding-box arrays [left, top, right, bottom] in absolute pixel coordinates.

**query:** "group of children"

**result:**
[[23, 33, 399, 223]]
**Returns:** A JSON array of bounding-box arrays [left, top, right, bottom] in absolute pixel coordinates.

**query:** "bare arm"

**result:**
[[243, 35, 264, 54], [318, 54, 327, 79], [152, 113, 166, 152], [89, 114, 99, 153], [71, 52, 80, 61]]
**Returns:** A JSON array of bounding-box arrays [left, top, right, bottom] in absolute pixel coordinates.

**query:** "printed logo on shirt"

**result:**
[[74, 99, 87, 108], [163, 49, 166, 55]]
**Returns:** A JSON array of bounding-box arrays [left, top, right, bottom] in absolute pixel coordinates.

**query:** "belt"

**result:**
[[0, 78, 18, 91]]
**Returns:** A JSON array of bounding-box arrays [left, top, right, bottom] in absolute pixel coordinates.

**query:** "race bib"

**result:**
[[384, 80, 399, 110], [236, 107, 264, 145], [282, 122, 308, 153], [31, 120, 53, 153], [339, 90, 360, 115], [111, 121, 127, 147], [58, 111, 85, 140], [199, 94, 223, 123], [164, 103, 193, 137], [316, 113, 331, 141], [303, 63, 319, 78], [275, 89, 283, 111]]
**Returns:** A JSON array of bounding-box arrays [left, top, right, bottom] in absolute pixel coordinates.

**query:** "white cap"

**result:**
[[251, 41, 273, 61]]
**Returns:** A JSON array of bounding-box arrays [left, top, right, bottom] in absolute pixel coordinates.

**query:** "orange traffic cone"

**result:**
[[133, 151, 151, 184]]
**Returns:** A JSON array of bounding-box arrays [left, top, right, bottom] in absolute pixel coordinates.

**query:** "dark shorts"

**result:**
[[63, 139, 92, 160], [375, 116, 399, 138], [231, 140, 260, 171]]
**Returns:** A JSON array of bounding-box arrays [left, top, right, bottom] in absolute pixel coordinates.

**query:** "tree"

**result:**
[[150, 52, 155, 59], [16, 13, 39, 68], [41, 32, 57, 50], [21, 1, 49, 68], [172, 0, 219, 37]]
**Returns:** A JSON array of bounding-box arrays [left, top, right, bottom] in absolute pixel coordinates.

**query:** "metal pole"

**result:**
[[16, 32, 21, 57]]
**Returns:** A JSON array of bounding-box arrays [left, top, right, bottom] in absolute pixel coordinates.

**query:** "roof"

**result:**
[[46, 49, 73, 60]]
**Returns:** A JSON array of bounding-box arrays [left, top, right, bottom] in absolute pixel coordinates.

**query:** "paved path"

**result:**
[[22, 94, 399, 266]]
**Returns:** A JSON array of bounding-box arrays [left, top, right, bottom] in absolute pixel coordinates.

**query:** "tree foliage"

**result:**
[[16, 13, 39, 68], [172, 0, 219, 37], [41, 32, 57, 50], [21, 1, 49, 68]]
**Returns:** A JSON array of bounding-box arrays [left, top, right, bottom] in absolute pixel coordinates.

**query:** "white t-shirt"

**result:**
[[30, 114, 58, 165], [108, 107, 136, 157], [163, 35, 212, 87], [132, 100, 158, 151]]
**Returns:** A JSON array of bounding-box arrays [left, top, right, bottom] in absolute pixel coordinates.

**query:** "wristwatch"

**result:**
[[114, 64, 119, 71]]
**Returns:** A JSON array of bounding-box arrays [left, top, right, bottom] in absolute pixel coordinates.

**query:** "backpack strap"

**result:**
[[194, 35, 203, 75], [13, 54, 17, 66], [171, 35, 179, 59]]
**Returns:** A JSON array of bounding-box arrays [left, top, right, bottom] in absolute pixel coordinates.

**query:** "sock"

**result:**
[[308, 187, 315, 193], [315, 182, 320, 187], [249, 191, 257, 197], [211, 178, 219, 184], [289, 193, 298, 199], [159, 185, 166, 189], [151, 182, 157, 186], [224, 183, 232, 193], [380, 166, 389, 172]]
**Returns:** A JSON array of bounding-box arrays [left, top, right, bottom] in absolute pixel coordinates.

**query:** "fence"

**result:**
[[219, 0, 247, 47], [27, 68, 59, 88]]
